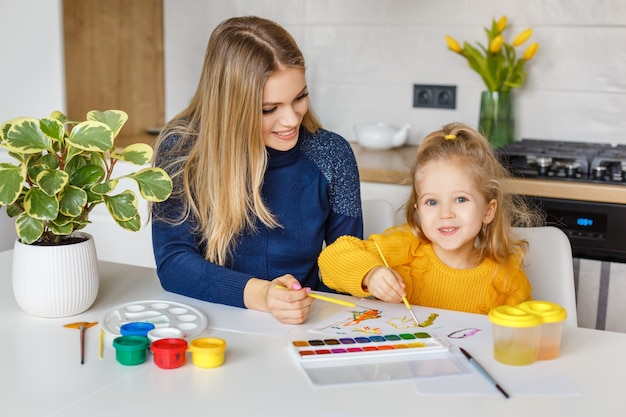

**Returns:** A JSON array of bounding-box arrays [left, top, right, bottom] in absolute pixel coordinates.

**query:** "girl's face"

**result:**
[[261, 67, 309, 151], [415, 159, 497, 268]]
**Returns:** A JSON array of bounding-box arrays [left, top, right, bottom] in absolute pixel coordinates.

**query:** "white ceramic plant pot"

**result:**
[[12, 232, 99, 318]]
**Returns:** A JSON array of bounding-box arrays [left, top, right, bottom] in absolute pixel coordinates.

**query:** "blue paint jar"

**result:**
[[120, 322, 156, 337]]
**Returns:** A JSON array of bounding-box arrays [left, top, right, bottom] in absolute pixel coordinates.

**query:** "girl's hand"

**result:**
[[244, 275, 313, 324], [362, 266, 406, 303]]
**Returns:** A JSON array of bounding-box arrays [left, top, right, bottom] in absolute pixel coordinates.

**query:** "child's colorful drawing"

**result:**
[[419, 313, 439, 328], [312, 303, 440, 337], [352, 325, 382, 335], [345, 308, 382, 325], [386, 315, 418, 329]]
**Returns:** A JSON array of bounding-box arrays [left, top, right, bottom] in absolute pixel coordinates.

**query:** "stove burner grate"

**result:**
[[497, 139, 626, 185]]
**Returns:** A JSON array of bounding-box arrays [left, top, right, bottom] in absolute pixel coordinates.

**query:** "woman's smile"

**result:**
[[262, 67, 309, 151]]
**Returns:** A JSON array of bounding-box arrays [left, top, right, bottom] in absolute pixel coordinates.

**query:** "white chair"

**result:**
[[362, 199, 396, 238], [513, 226, 578, 327]]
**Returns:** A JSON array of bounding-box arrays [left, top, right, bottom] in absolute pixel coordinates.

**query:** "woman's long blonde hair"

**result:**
[[405, 122, 543, 263], [154, 16, 321, 265]]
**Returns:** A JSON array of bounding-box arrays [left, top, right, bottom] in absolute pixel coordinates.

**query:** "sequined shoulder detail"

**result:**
[[300, 129, 362, 217]]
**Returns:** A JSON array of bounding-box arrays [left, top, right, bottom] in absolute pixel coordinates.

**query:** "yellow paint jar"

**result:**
[[188, 337, 227, 368], [488, 305, 542, 366], [518, 301, 567, 360]]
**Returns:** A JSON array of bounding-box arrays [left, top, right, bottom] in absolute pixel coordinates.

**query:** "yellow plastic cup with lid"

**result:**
[[517, 301, 567, 360], [188, 337, 227, 368], [488, 305, 543, 366]]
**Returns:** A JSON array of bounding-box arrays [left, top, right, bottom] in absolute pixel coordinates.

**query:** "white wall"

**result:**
[[0, 0, 65, 121], [4, 0, 625, 143], [0, 207, 17, 251], [164, 0, 626, 146]]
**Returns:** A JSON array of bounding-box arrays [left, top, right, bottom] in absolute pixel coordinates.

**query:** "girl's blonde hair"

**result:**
[[405, 122, 543, 263], [154, 16, 321, 265]]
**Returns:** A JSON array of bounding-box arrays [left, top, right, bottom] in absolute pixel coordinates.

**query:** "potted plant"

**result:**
[[445, 16, 540, 147], [0, 109, 172, 317]]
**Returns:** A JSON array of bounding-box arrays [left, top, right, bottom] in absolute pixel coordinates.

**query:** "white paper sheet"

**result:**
[[414, 352, 581, 397]]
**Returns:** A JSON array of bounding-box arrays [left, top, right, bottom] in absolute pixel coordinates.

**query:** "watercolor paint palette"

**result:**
[[101, 299, 208, 339], [291, 331, 449, 363], [291, 332, 464, 386]]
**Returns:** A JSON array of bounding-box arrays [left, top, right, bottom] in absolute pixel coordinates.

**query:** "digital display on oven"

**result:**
[[545, 209, 607, 234]]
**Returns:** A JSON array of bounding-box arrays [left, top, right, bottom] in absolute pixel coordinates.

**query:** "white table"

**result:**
[[1, 250, 625, 417]]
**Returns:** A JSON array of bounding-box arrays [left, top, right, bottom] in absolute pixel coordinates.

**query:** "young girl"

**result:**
[[151, 16, 362, 324], [319, 122, 543, 314]]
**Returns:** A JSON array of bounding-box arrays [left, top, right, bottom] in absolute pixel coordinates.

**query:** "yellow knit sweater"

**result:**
[[318, 224, 532, 314]]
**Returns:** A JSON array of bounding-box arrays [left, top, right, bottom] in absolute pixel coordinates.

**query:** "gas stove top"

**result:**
[[496, 139, 626, 185]]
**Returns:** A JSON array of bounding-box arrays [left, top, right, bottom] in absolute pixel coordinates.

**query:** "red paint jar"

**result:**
[[150, 338, 188, 369]]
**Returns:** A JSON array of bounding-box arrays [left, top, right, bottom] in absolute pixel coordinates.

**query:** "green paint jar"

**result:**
[[113, 335, 150, 366]]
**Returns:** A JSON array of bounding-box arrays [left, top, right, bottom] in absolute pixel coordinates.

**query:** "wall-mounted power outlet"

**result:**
[[413, 84, 457, 109]]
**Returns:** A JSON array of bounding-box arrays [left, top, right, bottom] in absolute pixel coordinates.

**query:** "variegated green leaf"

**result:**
[[15, 213, 44, 244], [65, 143, 84, 163], [48, 221, 74, 236], [0, 163, 26, 205], [114, 213, 141, 232], [23, 187, 59, 220], [69, 164, 105, 188], [51, 212, 73, 226], [27, 160, 47, 183], [87, 110, 128, 137], [38, 153, 60, 169], [39, 117, 65, 142], [5, 118, 54, 154], [86, 189, 104, 204], [104, 191, 138, 222], [67, 120, 114, 152], [59, 185, 88, 217], [1, 117, 21, 141], [91, 179, 118, 195], [113, 143, 153, 165], [127, 168, 173, 202], [6, 202, 23, 217], [35, 169, 69, 197], [49, 110, 70, 124], [65, 154, 88, 177]]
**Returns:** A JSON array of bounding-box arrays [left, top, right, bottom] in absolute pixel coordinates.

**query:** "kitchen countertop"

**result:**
[[352, 144, 626, 205]]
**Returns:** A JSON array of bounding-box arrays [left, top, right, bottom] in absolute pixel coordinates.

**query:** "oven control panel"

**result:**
[[528, 197, 626, 262]]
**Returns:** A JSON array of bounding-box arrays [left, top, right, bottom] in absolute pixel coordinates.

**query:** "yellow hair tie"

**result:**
[[444, 134, 456, 140]]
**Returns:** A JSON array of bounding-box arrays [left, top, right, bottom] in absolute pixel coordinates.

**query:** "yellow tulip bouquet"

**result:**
[[445, 16, 539, 93]]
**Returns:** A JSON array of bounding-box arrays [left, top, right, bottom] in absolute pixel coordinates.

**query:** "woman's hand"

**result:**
[[362, 266, 406, 303], [244, 275, 314, 324]]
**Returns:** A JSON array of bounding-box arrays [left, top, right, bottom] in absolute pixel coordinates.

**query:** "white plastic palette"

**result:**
[[101, 299, 208, 339]]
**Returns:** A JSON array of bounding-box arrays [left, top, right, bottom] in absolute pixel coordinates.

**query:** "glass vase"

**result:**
[[478, 91, 515, 148]]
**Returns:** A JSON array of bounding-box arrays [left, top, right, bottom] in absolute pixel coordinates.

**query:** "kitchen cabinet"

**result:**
[[62, 0, 164, 147]]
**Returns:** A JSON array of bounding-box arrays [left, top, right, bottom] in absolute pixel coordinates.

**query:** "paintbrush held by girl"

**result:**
[[318, 122, 544, 314]]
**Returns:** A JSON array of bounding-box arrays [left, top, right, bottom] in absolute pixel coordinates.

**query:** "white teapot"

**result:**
[[353, 123, 410, 150]]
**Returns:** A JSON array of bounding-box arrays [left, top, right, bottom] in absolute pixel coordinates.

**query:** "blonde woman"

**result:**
[[152, 16, 362, 324]]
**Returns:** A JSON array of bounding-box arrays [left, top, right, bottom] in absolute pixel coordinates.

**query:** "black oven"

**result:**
[[527, 196, 626, 263]]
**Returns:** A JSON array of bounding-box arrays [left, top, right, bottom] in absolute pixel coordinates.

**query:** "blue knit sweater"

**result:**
[[151, 128, 363, 308]]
